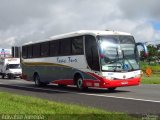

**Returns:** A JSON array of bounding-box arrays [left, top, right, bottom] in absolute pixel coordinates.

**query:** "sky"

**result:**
[[0, 0, 160, 49]]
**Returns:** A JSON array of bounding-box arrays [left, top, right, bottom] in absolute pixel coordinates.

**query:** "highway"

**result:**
[[0, 78, 160, 114]]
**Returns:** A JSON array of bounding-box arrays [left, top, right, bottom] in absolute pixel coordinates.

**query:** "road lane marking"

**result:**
[[0, 83, 160, 103]]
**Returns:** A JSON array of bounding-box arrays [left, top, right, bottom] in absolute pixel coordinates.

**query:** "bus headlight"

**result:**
[[134, 74, 141, 78]]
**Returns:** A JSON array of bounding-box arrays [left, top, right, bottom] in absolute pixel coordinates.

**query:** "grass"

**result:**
[[0, 92, 138, 120], [140, 61, 160, 84], [141, 74, 160, 84]]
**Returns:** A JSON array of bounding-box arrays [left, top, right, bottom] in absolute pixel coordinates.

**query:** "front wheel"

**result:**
[[76, 77, 88, 91]]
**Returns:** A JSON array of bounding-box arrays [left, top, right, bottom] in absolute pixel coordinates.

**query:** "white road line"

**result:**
[[79, 93, 160, 103], [0, 83, 160, 103]]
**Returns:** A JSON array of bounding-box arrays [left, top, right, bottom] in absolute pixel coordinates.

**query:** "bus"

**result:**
[[21, 30, 148, 91]]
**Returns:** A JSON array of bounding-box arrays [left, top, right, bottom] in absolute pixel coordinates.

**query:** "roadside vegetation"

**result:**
[[0, 92, 138, 120], [141, 61, 160, 84], [141, 74, 160, 84], [139, 43, 160, 84]]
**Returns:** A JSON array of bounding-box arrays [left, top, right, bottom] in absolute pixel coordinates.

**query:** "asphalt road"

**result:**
[[0, 78, 160, 115]]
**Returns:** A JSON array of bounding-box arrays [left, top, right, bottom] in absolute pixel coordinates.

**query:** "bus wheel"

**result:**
[[76, 77, 83, 90], [34, 74, 42, 87], [76, 77, 88, 91], [108, 87, 116, 91]]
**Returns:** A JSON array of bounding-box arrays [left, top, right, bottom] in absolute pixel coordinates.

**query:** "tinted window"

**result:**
[[50, 40, 60, 56], [41, 42, 49, 57], [22, 46, 27, 58], [72, 36, 84, 55], [85, 35, 100, 71], [60, 38, 71, 55], [33, 44, 40, 58], [27, 45, 33, 58]]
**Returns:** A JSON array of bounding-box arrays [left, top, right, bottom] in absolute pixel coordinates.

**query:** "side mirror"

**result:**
[[136, 42, 148, 57]]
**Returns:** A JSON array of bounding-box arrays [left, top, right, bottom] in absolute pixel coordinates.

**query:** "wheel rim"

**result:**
[[77, 78, 83, 89]]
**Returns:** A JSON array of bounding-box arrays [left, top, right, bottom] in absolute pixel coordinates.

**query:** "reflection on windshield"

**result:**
[[99, 35, 139, 72]]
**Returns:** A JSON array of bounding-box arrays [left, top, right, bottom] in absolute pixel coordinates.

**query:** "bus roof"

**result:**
[[50, 30, 131, 39], [23, 30, 132, 46]]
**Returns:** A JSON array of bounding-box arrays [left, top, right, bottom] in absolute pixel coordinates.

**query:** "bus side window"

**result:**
[[50, 40, 60, 56], [22, 46, 27, 58], [85, 35, 100, 71], [27, 45, 33, 58], [60, 38, 72, 55], [72, 36, 84, 55], [41, 42, 49, 57], [33, 43, 40, 58]]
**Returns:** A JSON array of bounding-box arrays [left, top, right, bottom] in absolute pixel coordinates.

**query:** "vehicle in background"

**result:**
[[21, 30, 148, 91], [0, 58, 22, 79]]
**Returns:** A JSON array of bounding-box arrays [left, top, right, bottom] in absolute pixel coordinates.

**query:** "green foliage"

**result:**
[[140, 61, 160, 84], [141, 74, 160, 84], [147, 44, 157, 57], [0, 92, 138, 120], [141, 44, 160, 63], [140, 61, 160, 73], [0, 92, 106, 114]]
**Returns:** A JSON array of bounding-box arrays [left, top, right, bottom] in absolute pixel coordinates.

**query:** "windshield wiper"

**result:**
[[113, 48, 123, 72]]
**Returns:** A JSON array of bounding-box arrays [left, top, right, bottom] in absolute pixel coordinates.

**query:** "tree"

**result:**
[[156, 44, 160, 59], [145, 44, 160, 64]]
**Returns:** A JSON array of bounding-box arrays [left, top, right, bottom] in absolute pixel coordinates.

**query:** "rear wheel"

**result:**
[[34, 74, 44, 87]]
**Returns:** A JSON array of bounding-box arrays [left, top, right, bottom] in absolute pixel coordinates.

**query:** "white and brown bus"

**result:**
[[21, 30, 148, 91]]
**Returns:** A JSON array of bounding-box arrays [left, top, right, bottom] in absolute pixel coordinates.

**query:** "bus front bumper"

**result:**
[[100, 77, 141, 88], [83, 77, 141, 88]]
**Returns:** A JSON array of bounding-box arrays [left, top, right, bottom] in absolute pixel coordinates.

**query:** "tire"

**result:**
[[34, 74, 43, 87], [34, 74, 48, 87], [108, 87, 116, 91], [76, 76, 88, 91]]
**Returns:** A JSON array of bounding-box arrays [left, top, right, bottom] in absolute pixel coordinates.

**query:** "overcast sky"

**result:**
[[0, 0, 160, 48]]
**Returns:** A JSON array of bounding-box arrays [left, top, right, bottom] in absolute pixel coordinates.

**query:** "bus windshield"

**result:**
[[98, 35, 139, 72]]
